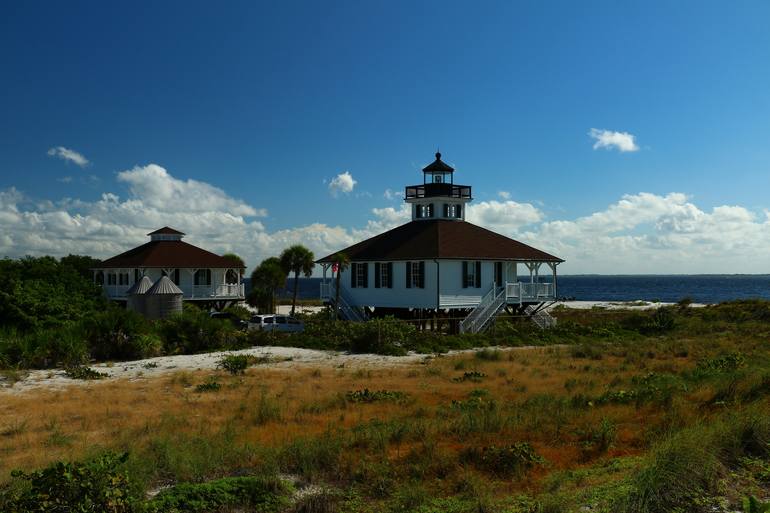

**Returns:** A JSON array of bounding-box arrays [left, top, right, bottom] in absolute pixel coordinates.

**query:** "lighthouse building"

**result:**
[[317, 152, 564, 332]]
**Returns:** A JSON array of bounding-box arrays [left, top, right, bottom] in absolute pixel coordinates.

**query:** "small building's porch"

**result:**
[[95, 267, 245, 301]]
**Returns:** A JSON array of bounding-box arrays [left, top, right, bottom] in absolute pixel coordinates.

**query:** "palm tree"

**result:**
[[248, 257, 286, 313], [330, 252, 350, 320], [279, 245, 315, 316]]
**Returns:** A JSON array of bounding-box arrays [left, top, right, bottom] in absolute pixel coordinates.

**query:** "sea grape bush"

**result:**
[[141, 475, 290, 513], [1, 452, 132, 513], [453, 371, 487, 382], [346, 388, 409, 403], [64, 365, 108, 380]]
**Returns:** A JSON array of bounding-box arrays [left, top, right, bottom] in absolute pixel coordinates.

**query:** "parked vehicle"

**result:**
[[209, 311, 248, 330], [248, 314, 304, 332]]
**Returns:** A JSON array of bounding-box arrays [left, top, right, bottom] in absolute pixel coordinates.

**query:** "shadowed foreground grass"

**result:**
[[2, 302, 770, 512]]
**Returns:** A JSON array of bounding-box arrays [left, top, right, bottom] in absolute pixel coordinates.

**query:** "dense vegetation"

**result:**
[[0, 256, 689, 370]]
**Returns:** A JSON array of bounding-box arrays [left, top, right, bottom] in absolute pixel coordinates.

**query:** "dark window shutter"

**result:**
[[207, 269, 212, 285], [363, 263, 369, 288], [456, 205, 462, 218], [374, 262, 381, 288], [174, 269, 180, 285], [475, 261, 481, 288], [406, 261, 412, 288], [462, 261, 468, 288], [387, 262, 393, 288], [419, 261, 425, 288], [351, 263, 357, 288], [443, 203, 449, 217]]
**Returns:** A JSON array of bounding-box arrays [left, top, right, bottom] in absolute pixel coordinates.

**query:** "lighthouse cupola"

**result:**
[[404, 151, 472, 221]]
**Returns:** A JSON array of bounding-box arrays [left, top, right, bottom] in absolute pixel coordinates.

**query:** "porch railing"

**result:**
[[105, 283, 244, 299], [506, 282, 554, 302]]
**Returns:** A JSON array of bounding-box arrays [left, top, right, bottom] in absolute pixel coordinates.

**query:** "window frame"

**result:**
[[411, 262, 421, 288], [465, 262, 476, 288]]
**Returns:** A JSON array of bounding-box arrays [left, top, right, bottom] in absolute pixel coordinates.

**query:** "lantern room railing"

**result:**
[[405, 183, 472, 200]]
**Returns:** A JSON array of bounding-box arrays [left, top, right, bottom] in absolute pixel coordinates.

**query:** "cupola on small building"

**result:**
[[317, 152, 565, 332]]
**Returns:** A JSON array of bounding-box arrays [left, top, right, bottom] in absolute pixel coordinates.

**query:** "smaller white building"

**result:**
[[93, 227, 245, 308], [317, 152, 564, 332]]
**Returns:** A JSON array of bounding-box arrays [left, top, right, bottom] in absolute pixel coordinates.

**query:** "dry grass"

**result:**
[[0, 344, 690, 483]]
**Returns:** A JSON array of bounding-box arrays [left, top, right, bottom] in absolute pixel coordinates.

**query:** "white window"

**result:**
[[356, 263, 365, 287], [380, 264, 389, 288], [411, 262, 421, 288]]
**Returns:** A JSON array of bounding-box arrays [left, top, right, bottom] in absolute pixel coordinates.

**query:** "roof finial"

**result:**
[[435, 147, 441, 160]]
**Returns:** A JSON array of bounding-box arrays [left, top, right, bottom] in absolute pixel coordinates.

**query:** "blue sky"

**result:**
[[1, 1, 769, 273]]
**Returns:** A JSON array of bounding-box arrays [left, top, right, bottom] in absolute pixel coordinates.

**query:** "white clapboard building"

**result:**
[[93, 227, 245, 310], [317, 152, 564, 332]]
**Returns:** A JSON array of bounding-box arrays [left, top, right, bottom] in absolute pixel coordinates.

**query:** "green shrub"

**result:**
[[158, 308, 247, 354], [453, 371, 487, 383], [0, 326, 89, 369], [615, 409, 770, 513], [194, 379, 221, 392], [475, 348, 503, 361], [743, 496, 770, 513], [0, 256, 105, 332], [65, 365, 108, 380], [346, 388, 409, 403], [460, 442, 544, 478], [218, 354, 253, 375], [82, 307, 153, 361], [349, 317, 414, 356], [1, 452, 131, 513], [142, 475, 290, 513], [696, 351, 746, 374]]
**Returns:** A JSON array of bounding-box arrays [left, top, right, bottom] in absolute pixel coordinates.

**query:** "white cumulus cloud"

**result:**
[[328, 171, 357, 197], [589, 128, 639, 152], [47, 146, 90, 167], [2, 164, 770, 275]]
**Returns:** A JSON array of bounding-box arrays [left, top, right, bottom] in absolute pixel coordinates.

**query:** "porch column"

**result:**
[[548, 262, 558, 298], [188, 269, 198, 298]]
